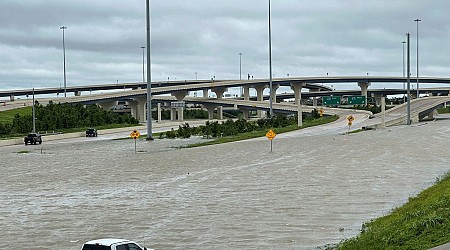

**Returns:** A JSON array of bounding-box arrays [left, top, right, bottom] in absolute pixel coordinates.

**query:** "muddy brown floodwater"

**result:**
[[1, 119, 450, 249]]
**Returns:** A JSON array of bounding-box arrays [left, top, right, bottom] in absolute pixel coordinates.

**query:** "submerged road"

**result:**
[[1, 114, 449, 249]]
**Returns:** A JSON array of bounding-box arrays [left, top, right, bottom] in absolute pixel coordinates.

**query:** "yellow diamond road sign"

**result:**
[[130, 130, 140, 139], [266, 129, 276, 141], [347, 115, 354, 122]]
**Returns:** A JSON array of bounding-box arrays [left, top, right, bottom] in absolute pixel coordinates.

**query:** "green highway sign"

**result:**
[[348, 95, 366, 105], [323, 96, 341, 106]]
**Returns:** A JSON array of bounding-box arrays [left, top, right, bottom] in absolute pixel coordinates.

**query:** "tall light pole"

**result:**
[[140, 46, 145, 82], [268, 0, 273, 118], [239, 52, 243, 80], [195, 72, 198, 80], [402, 40, 406, 102], [239, 52, 243, 97], [406, 33, 411, 125], [146, 0, 153, 140], [32, 88, 36, 133], [60, 26, 67, 97], [414, 18, 422, 98], [402, 41, 406, 78]]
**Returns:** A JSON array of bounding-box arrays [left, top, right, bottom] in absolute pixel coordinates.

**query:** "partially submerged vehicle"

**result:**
[[81, 238, 152, 250]]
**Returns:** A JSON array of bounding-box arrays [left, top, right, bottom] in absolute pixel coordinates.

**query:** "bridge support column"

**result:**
[[203, 89, 209, 98], [243, 87, 250, 101], [309, 88, 320, 107], [254, 85, 266, 118], [97, 100, 117, 111], [271, 84, 279, 103], [242, 109, 250, 120], [128, 100, 138, 121], [372, 93, 383, 106], [212, 87, 227, 120], [203, 104, 215, 120], [10, 95, 14, 102], [290, 82, 306, 105], [358, 82, 371, 104], [171, 91, 188, 122], [157, 103, 162, 122], [74, 91, 81, 96], [135, 97, 147, 122], [170, 109, 177, 121]]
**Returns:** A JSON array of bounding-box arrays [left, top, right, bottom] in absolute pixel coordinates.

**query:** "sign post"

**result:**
[[265, 129, 277, 152], [130, 129, 141, 153], [347, 115, 355, 134]]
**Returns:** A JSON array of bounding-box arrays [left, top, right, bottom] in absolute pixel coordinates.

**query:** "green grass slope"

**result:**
[[337, 173, 450, 250]]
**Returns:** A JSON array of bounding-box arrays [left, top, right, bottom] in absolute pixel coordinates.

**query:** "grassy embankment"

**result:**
[[184, 115, 339, 148], [335, 173, 450, 250], [0, 106, 32, 124], [0, 106, 141, 139]]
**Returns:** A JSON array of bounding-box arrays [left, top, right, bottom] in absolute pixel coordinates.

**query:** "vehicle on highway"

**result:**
[[24, 133, 42, 145], [86, 128, 98, 137], [81, 238, 152, 250]]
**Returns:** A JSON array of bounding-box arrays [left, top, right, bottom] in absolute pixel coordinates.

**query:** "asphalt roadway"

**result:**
[[1, 115, 450, 249]]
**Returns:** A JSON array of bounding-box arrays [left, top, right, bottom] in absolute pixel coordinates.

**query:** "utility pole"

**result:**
[[60, 26, 67, 97], [406, 33, 411, 125], [268, 0, 273, 117], [146, 0, 153, 140], [414, 18, 422, 99]]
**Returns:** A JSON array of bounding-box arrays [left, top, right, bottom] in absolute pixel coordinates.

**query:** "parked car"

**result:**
[[86, 128, 98, 137], [24, 133, 42, 145], [81, 238, 152, 250]]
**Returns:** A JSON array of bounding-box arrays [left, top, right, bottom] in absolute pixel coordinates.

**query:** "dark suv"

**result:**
[[86, 128, 98, 137], [24, 133, 42, 145]]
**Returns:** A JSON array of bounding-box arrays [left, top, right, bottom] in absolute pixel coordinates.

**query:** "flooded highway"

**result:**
[[1, 119, 450, 249]]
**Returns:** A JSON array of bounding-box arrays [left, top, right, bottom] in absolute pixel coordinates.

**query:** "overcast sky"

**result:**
[[1, 0, 449, 91]]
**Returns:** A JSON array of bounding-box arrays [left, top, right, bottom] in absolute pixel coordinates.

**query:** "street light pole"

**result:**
[[268, 0, 273, 118], [414, 18, 422, 98], [195, 72, 198, 80], [406, 33, 411, 125], [239, 52, 243, 97], [402, 40, 406, 103], [140, 46, 145, 82], [402, 41, 406, 78], [60, 26, 67, 97], [239, 52, 242, 80], [32, 88, 36, 133], [145, 0, 153, 140]]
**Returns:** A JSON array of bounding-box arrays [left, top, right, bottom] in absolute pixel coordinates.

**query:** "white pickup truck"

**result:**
[[81, 239, 153, 250]]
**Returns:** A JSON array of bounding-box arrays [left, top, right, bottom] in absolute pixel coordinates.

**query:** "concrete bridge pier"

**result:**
[[243, 86, 250, 101], [309, 88, 320, 107], [203, 104, 216, 120], [212, 87, 227, 120], [241, 109, 250, 120], [171, 91, 188, 121], [271, 84, 279, 103], [135, 97, 147, 122], [203, 89, 209, 98], [74, 91, 81, 96], [97, 100, 117, 111], [290, 82, 306, 105], [10, 94, 14, 101], [372, 93, 383, 106], [170, 109, 177, 121], [358, 82, 371, 103], [157, 103, 162, 123], [254, 85, 266, 118]]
